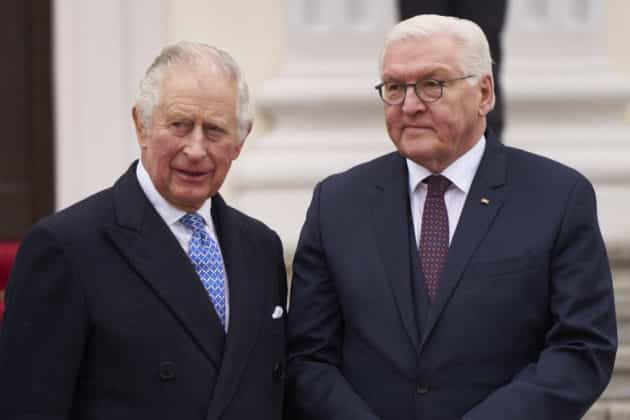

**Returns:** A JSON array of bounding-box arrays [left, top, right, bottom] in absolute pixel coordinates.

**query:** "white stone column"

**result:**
[[503, 0, 630, 256], [232, 0, 397, 255], [53, 0, 168, 209]]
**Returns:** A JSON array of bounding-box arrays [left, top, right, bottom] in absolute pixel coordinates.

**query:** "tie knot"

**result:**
[[180, 213, 206, 233], [423, 175, 451, 197]]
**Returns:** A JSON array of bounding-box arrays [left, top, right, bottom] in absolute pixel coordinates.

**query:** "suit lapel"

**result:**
[[103, 163, 225, 369], [371, 153, 421, 352], [206, 195, 265, 420], [420, 134, 508, 348]]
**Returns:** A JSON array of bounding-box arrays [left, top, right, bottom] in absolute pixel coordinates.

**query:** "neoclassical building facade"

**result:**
[[53, 2, 630, 416]]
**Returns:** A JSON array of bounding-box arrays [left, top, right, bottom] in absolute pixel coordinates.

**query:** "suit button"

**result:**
[[159, 361, 176, 382], [416, 384, 429, 395], [272, 363, 284, 382]]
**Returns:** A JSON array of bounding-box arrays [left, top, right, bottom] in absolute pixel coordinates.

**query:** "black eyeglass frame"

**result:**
[[374, 75, 476, 105]]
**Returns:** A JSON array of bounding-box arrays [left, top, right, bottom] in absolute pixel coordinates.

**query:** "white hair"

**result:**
[[134, 41, 253, 143], [380, 14, 495, 109]]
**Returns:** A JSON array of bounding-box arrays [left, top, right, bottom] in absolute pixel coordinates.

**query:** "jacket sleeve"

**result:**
[[0, 225, 88, 419], [463, 176, 617, 420], [287, 183, 381, 420]]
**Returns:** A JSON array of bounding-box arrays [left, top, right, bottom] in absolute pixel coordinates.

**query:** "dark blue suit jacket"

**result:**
[[0, 162, 287, 420], [287, 133, 617, 419]]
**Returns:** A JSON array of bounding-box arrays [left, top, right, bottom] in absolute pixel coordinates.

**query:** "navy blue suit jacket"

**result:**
[[0, 162, 287, 420], [287, 133, 617, 419]]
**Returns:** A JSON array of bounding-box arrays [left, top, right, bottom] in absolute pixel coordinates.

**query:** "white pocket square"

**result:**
[[272, 306, 284, 319]]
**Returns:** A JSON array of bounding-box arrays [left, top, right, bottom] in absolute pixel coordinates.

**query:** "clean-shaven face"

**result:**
[[134, 64, 242, 212], [381, 34, 492, 172]]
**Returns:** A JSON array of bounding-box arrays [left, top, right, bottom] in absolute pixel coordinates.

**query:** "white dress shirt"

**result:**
[[407, 135, 486, 247], [136, 161, 230, 331]]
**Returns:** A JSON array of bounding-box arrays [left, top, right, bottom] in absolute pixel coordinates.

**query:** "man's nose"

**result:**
[[401, 85, 427, 114], [184, 127, 206, 159]]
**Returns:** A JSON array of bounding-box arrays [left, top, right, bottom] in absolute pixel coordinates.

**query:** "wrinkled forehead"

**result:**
[[165, 59, 235, 84], [148, 66, 238, 128], [159, 63, 236, 98]]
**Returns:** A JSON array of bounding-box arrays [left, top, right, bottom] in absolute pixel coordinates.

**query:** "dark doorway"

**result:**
[[0, 0, 54, 240]]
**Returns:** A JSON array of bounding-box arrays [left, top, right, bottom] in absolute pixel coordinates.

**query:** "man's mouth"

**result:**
[[174, 168, 211, 181], [403, 124, 432, 131], [402, 125, 433, 136]]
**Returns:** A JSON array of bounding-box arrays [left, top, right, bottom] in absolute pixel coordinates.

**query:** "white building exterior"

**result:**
[[52, 0, 630, 416]]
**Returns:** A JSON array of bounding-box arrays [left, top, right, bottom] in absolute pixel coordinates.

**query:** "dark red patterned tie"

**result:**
[[419, 175, 451, 301]]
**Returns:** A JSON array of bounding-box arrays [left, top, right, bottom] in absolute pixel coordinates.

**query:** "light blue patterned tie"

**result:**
[[180, 213, 227, 328]]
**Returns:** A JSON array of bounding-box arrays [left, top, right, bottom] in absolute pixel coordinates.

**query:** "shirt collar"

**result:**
[[407, 134, 486, 194], [136, 160, 213, 228]]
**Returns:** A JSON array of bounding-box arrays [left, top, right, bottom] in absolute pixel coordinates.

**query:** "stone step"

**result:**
[[585, 401, 630, 420], [580, 345, 630, 419], [615, 295, 630, 346], [614, 272, 630, 297], [591, 243, 630, 417], [613, 266, 630, 344], [616, 322, 630, 347], [600, 346, 630, 401], [606, 267, 630, 346], [615, 282, 630, 299], [615, 278, 630, 299], [615, 297, 630, 319]]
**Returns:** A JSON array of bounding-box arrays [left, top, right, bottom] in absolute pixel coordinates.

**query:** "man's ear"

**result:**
[[231, 121, 252, 160], [132, 107, 148, 149], [231, 141, 244, 161], [242, 121, 253, 143], [478, 74, 494, 117]]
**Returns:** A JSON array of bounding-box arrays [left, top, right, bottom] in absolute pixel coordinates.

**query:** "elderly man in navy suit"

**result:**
[[0, 42, 287, 420], [287, 15, 616, 420]]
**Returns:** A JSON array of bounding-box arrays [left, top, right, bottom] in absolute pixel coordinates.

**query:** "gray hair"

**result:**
[[380, 14, 495, 109], [135, 41, 253, 143]]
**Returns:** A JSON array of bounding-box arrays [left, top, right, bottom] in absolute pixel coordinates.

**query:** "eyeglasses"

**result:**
[[374, 75, 476, 105]]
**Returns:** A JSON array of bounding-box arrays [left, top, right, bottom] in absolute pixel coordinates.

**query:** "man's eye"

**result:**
[[203, 124, 227, 138], [421, 80, 441, 88], [385, 83, 403, 92], [169, 121, 192, 133]]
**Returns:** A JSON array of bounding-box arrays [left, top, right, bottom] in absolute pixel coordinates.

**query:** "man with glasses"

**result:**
[[397, 0, 507, 139], [287, 15, 616, 420]]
